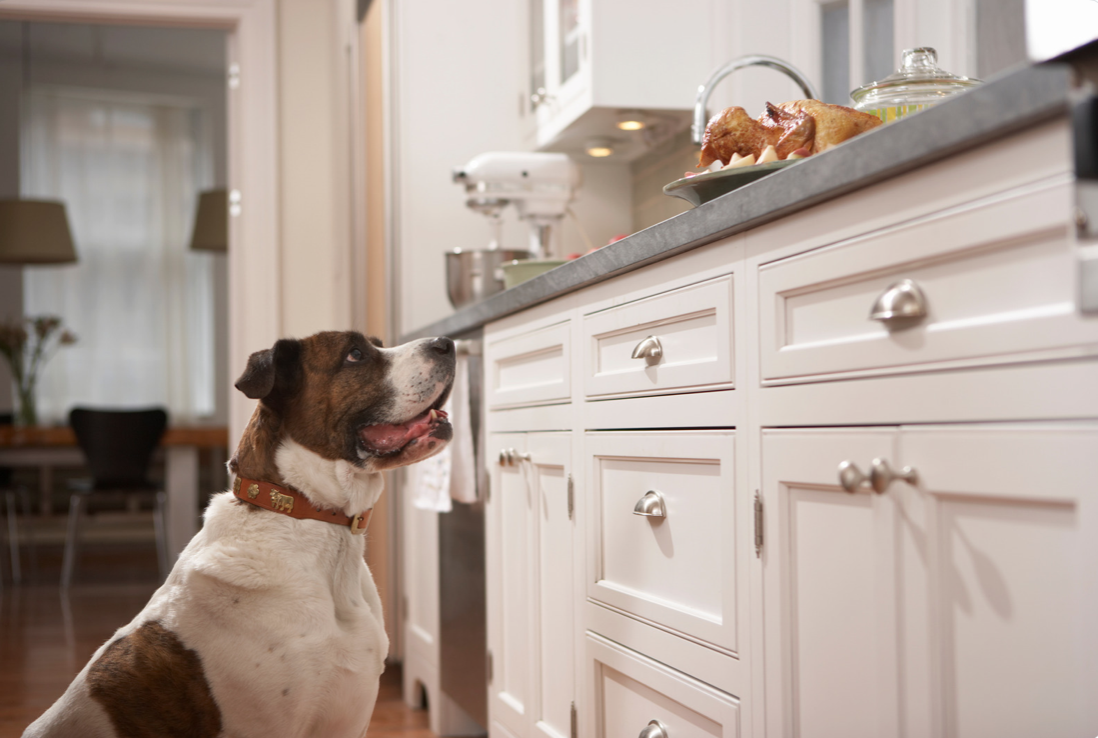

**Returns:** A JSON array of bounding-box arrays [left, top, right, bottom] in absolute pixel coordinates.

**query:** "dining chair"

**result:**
[[63, 407, 169, 588]]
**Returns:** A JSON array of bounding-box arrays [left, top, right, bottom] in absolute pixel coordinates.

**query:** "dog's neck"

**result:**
[[230, 404, 383, 517], [274, 438, 383, 516]]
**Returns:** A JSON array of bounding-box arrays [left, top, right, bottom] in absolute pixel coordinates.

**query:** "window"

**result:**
[[21, 89, 216, 422]]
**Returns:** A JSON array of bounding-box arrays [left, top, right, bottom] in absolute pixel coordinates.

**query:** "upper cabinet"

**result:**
[[523, 0, 721, 159]]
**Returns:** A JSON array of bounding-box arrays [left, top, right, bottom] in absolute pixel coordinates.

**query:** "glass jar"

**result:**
[[851, 47, 981, 123]]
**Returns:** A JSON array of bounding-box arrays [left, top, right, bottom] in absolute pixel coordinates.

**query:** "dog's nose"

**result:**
[[428, 337, 455, 356]]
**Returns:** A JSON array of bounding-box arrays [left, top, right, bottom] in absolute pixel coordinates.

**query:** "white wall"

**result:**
[[389, 0, 528, 337], [277, 0, 357, 339]]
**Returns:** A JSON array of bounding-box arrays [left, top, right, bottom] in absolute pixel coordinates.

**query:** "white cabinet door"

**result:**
[[760, 429, 900, 738], [488, 433, 534, 738], [898, 424, 1098, 738], [761, 425, 1098, 738], [487, 432, 575, 738]]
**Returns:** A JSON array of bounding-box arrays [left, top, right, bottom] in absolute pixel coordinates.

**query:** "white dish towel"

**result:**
[[409, 353, 476, 511]]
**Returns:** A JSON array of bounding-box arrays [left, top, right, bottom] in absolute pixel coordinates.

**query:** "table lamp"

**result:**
[[0, 199, 77, 264], [189, 189, 228, 253]]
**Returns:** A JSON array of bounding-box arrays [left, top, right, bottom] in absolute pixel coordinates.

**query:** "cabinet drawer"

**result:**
[[583, 276, 733, 398], [486, 320, 571, 409], [587, 633, 739, 738], [586, 432, 737, 652], [759, 180, 1098, 383]]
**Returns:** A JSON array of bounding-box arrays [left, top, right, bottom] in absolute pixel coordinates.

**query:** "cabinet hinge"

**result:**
[[570, 701, 577, 738], [487, 650, 493, 683], [754, 491, 764, 558], [485, 473, 491, 504], [402, 595, 409, 621], [228, 62, 241, 89], [567, 473, 574, 520]]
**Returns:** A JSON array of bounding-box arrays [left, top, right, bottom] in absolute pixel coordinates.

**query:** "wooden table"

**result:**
[[0, 425, 229, 563]]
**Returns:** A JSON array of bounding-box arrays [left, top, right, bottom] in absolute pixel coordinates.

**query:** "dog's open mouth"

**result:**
[[357, 407, 450, 456]]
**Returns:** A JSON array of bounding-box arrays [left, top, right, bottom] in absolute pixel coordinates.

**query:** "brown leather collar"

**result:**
[[232, 476, 372, 534]]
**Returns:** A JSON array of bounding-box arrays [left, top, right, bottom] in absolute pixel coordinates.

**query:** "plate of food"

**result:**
[[665, 99, 883, 207], [663, 157, 802, 207]]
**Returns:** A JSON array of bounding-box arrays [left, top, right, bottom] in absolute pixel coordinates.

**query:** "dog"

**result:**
[[24, 330, 456, 738]]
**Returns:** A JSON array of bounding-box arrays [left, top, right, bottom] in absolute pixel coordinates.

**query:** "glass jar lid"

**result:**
[[851, 47, 981, 109]]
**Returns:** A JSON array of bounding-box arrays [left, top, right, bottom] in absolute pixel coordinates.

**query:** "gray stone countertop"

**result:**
[[403, 61, 1073, 342]]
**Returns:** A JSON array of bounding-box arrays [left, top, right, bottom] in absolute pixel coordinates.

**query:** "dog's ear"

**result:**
[[235, 339, 301, 402]]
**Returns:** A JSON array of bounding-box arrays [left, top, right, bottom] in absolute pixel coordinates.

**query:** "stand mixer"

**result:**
[[453, 151, 581, 259], [446, 152, 581, 308]]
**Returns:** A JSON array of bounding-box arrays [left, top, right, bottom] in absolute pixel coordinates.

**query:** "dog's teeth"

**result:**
[[428, 409, 437, 421]]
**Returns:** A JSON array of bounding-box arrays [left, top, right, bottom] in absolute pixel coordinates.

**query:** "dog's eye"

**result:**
[[346, 348, 363, 363]]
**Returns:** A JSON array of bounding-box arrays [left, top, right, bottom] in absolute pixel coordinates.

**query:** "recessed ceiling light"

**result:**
[[585, 138, 614, 158], [615, 111, 647, 131]]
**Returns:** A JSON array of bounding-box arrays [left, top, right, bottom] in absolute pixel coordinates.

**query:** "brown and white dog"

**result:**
[[24, 330, 456, 738]]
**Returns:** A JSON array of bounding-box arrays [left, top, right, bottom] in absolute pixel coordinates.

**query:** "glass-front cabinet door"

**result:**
[[527, 0, 588, 135]]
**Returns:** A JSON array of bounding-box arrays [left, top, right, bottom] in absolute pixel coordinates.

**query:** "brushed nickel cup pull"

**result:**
[[870, 279, 928, 325], [638, 720, 669, 738], [838, 460, 869, 493], [633, 490, 667, 518], [631, 335, 664, 365], [869, 457, 918, 493]]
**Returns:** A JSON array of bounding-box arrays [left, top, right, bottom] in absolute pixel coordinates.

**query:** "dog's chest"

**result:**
[[164, 505, 388, 737]]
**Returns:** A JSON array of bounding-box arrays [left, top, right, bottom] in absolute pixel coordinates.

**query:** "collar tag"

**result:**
[[350, 510, 372, 535]]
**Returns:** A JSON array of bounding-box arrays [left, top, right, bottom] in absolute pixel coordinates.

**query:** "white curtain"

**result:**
[[21, 88, 215, 424]]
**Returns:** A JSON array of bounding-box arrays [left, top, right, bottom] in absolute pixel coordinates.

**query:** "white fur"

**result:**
[[24, 450, 389, 738], [276, 438, 384, 516], [377, 339, 452, 426]]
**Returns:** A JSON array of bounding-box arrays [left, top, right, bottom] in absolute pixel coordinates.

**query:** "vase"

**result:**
[[14, 381, 38, 427]]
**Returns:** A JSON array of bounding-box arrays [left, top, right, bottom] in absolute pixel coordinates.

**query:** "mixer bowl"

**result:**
[[447, 248, 533, 308]]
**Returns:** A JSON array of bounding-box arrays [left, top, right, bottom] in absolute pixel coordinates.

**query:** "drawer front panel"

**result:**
[[487, 321, 571, 408], [584, 276, 733, 398], [587, 432, 736, 651], [587, 633, 739, 738], [759, 180, 1098, 383]]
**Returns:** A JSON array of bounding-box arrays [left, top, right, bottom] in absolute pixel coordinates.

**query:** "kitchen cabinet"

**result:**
[[523, 0, 721, 155], [482, 115, 1098, 738], [487, 431, 576, 738], [761, 425, 1098, 738]]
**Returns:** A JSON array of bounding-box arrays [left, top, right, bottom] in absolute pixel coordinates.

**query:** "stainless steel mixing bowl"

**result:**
[[446, 248, 532, 308]]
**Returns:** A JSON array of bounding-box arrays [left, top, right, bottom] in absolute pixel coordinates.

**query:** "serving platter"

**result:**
[[663, 158, 801, 207]]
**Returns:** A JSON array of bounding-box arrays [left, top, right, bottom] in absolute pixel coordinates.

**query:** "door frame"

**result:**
[[0, 0, 280, 445]]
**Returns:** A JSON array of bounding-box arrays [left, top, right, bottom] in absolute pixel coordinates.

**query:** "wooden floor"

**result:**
[[0, 539, 434, 738]]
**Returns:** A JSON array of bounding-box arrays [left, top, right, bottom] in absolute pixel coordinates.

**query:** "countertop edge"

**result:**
[[403, 62, 1074, 342]]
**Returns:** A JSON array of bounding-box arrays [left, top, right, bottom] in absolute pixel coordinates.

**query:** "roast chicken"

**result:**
[[698, 99, 882, 168]]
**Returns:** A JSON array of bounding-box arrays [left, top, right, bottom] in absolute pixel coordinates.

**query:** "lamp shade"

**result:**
[[189, 189, 228, 252], [0, 199, 78, 264]]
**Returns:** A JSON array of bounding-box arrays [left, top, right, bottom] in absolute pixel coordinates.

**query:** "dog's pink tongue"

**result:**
[[359, 409, 447, 454]]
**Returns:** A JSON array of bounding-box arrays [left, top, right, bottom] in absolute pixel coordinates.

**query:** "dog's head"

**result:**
[[233, 331, 456, 477]]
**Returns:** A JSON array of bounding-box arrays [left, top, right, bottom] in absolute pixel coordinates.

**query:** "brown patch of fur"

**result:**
[[231, 404, 289, 484], [280, 332, 391, 461], [232, 332, 392, 486], [87, 621, 221, 738]]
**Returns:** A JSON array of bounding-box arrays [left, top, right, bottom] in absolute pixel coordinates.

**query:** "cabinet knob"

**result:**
[[633, 490, 667, 518], [869, 278, 928, 326], [869, 457, 918, 493], [638, 720, 669, 738], [530, 86, 553, 107], [838, 460, 869, 493], [630, 335, 663, 365], [498, 448, 531, 467]]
